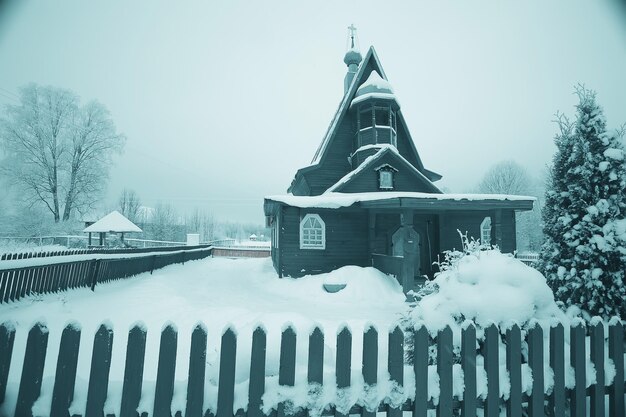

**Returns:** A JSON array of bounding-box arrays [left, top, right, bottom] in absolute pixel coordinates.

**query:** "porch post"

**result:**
[[494, 209, 503, 249], [368, 211, 375, 265], [400, 209, 416, 296]]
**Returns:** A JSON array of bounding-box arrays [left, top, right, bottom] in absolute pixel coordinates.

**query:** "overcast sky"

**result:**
[[1, 1, 625, 223]]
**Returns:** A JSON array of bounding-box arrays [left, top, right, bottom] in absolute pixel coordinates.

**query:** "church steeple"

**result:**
[[343, 24, 362, 94]]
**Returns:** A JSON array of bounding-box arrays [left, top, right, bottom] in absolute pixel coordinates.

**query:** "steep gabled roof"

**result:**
[[306, 46, 439, 181], [310, 46, 386, 165], [325, 145, 442, 194]]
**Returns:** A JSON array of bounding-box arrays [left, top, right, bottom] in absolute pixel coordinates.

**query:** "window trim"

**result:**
[[480, 216, 492, 245], [375, 164, 397, 190], [300, 213, 326, 250]]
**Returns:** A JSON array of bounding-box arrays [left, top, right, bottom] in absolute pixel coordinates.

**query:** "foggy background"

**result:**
[[1, 0, 625, 224]]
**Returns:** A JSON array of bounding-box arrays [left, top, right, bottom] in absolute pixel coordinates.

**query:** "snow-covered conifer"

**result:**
[[539, 86, 626, 318]]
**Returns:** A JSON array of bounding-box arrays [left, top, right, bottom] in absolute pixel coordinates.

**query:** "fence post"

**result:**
[[15, 323, 48, 417], [336, 326, 352, 417], [0, 322, 16, 405], [89, 259, 100, 292], [462, 323, 477, 417], [570, 321, 586, 417], [484, 324, 499, 417], [120, 324, 147, 417], [550, 323, 565, 417], [362, 325, 377, 417], [50, 324, 81, 417], [85, 324, 114, 417], [154, 324, 178, 417], [413, 326, 428, 417], [528, 323, 544, 417], [609, 319, 625, 417], [308, 327, 324, 386], [248, 326, 267, 417], [590, 319, 604, 417], [217, 328, 237, 417], [437, 326, 453, 417], [388, 326, 404, 417], [277, 326, 297, 417]]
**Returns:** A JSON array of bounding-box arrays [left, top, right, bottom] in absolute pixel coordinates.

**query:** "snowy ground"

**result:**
[[0, 257, 408, 416]]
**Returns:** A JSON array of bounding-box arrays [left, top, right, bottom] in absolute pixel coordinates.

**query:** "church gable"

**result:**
[[289, 43, 441, 196], [326, 147, 442, 194]]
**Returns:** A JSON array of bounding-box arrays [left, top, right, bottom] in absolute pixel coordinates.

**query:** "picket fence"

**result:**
[[0, 246, 213, 304], [0, 320, 624, 417]]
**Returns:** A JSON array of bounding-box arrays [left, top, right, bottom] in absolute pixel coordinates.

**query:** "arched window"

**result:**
[[300, 214, 325, 250], [481, 217, 492, 245]]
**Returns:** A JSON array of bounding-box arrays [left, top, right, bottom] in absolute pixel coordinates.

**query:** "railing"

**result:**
[[0, 320, 623, 417], [0, 235, 237, 252], [0, 247, 212, 304], [516, 252, 540, 266], [371, 253, 403, 277]]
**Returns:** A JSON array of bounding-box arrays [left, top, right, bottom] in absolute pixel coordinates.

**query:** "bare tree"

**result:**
[[118, 189, 142, 223], [477, 160, 543, 252], [150, 202, 179, 241], [186, 208, 216, 242], [0, 84, 125, 222], [477, 160, 532, 195]]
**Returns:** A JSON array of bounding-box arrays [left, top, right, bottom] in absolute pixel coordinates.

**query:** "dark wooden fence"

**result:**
[[0, 320, 623, 417], [212, 247, 270, 258], [0, 244, 213, 261], [0, 247, 212, 304]]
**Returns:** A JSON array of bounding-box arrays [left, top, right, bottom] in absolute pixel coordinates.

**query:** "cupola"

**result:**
[[343, 24, 362, 94], [349, 70, 400, 167]]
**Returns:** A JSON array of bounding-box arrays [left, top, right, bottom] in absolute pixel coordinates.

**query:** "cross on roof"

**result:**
[[348, 24, 357, 47]]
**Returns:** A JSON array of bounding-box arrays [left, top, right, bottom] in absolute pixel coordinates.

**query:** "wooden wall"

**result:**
[[273, 207, 518, 279], [278, 206, 369, 277], [438, 210, 516, 253]]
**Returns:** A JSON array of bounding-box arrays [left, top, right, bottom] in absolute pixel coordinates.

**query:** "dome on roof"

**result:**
[[344, 47, 362, 66], [355, 71, 394, 97]]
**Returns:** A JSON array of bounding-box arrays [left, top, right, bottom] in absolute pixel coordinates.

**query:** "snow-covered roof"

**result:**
[[265, 192, 536, 210], [326, 144, 441, 193], [356, 71, 394, 95], [83, 210, 142, 233]]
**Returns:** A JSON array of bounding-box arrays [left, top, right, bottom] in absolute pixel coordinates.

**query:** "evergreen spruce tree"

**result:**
[[539, 86, 626, 318]]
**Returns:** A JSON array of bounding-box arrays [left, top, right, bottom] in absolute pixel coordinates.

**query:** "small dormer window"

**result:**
[[375, 164, 397, 190]]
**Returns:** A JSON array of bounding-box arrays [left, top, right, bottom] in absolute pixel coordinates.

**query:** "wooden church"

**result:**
[[264, 29, 534, 292]]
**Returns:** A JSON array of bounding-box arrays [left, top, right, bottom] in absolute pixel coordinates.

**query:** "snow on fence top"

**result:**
[[265, 191, 536, 209]]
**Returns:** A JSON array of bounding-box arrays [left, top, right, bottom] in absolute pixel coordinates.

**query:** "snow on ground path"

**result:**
[[0, 257, 408, 416]]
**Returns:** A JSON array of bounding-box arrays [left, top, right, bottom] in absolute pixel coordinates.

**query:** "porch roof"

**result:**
[[264, 192, 535, 214]]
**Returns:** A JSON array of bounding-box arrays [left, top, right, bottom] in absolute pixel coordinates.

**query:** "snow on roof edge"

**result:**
[[265, 191, 537, 210], [326, 145, 442, 194]]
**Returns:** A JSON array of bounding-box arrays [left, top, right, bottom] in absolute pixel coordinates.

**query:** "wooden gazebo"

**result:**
[[83, 210, 142, 247]]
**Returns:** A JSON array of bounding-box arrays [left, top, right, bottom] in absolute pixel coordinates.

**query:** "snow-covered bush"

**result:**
[[538, 86, 626, 319], [403, 236, 574, 400], [406, 235, 566, 345], [408, 236, 566, 336]]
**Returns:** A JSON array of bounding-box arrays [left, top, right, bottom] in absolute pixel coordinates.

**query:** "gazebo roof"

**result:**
[[83, 210, 142, 233]]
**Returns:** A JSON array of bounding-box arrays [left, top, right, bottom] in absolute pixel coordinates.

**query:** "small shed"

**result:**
[[83, 210, 142, 246]]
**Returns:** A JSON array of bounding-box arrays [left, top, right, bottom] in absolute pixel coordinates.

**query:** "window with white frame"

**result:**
[[481, 217, 492, 245], [376, 164, 397, 190], [300, 214, 325, 249]]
